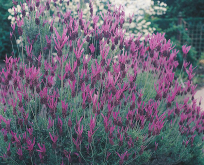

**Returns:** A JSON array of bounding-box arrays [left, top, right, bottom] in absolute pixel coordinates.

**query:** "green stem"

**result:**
[[14, 34, 20, 57], [38, 25, 43, 59], [70, 127, 73, 148], [179, 59, 186, 88], [49, 50, 51, 65], [103, 134, 108, 163], [77, 67, 79, 96], [21, 36, 24, 64], [53, 113, 55, 133], [34, 86, 37, 123], [10, 40, 15, 58], [31, 156, 33, 165], [55, 149, 58, 164], [90, 143, 94, 163], [61, 57, 63, 101], [79, 142, 88, 164]]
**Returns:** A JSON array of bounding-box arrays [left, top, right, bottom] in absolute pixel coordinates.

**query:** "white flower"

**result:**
[[17, 5, 21, 11], [85, 55, 89, 60], [146, 22, 151, 26], [123, 22, 129, 27], [99, 5, 103, 10], [11, 17, 16, 22], [8, 8, 12, 13], [97, 22, 100, 27], [130, 23, 136, 28], [160, 2, 167, 7], [54, 17, 59, 23], [125, 32, 130, 36], [162, 8, 167, 12], [24, 5, 28, 11], [83, 9, 88, 14], [140, 20, 146, 24], [137, 26, 142, 30], [140, 36, 145, 41], [154, 6, 160, 10], [16, 39, 21, 45], [8, 15, 12, 20]]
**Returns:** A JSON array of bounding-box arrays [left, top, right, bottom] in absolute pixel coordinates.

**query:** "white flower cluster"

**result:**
[[8, 3, 29, 25], [7, 0, 166, 45], [120, 0, 167, 40], [146, 0, 167, 15]]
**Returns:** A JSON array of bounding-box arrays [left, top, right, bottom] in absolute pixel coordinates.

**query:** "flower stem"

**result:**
[[10, 40, 15, 58], [103, 134, 108, 163], [90, 143, 94, 163], [55, 149, 58, 164], [38, 26, 43, 59], [77, 67, 79, 96], [14, 34, 20, 56], [21, 36, 24, 64], [34, 87, 37, 123], [61, 57, 63, 101]]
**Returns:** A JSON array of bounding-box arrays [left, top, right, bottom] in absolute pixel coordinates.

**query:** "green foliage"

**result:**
[[152, 0, 204, 18], [0, 0, 15, 60]]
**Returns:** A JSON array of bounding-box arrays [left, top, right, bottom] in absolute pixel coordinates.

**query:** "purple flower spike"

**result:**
[[36, 143, 46, 156], [17, 147, 24, 160], [182, 45, 191, 58], [116, 151, 127, 165], [49, 132, 58, 149], [89, 44, 95, 54]]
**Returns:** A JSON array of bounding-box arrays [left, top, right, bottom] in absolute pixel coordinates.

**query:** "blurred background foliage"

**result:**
[[0, 0, 24, 61], [152, 0, 204, 18], [0, 0, 14, 61]]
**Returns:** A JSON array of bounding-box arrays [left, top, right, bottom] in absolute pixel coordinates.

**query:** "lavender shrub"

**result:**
[[0, 0, 203, 164]]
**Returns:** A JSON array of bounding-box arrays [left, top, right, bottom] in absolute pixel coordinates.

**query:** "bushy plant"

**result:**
[[0, 0, 204, 165]]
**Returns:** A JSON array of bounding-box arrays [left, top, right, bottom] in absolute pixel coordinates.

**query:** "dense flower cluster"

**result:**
[[0, 0, 203, 164]]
